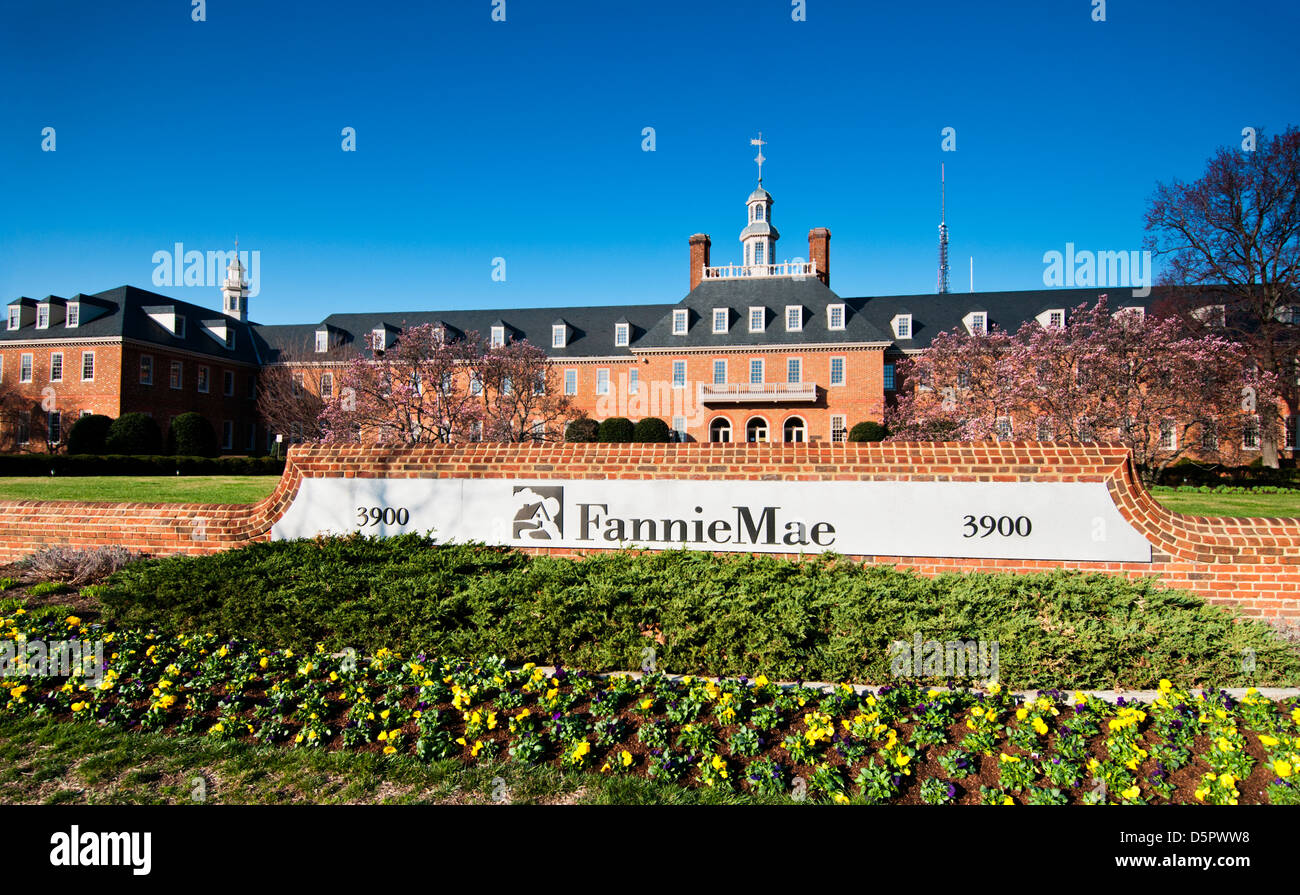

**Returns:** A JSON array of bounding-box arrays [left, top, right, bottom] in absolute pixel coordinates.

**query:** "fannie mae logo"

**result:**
[[509, 485, 837, 548]]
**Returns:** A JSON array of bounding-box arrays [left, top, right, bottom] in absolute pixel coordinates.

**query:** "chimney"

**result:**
[[689, 233, 711, 291], [808, 228, 831, 288]]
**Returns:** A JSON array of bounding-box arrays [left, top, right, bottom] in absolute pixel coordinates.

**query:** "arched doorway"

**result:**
[[709, 417, 732, 443], [783, 415, 807, 443], [746, 416, 769, 443]]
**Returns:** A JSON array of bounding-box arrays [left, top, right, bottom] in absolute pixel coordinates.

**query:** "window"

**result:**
[[36, 305, 49, 329], [7, 307, 19, 330], [672, 360, 686, 388], [628, 368, 639, 395], [469, 421, 483, 442], [709, 418, 732, 443], [754, 205, 765, 222], [470, 374, 483, 396], [564, 369, 577, 395], [17, 411, 30, 445], [892, 314, 912, 339], [672, 309, 689, 335], [1159, 419, 1177, 450], [672, 416, 687, 441], [749, 358, 764, 384], [320, 372, 333, 398], [170, 361, 183, 389], [1048, 310, 1064, 328], [370, 328, 386, 351], [957, 367, 971, 389], [829, 357, 845, 387], [315, 330, 328, 353], [883, 363, 896, 390], [175, 316, 186, 338], [754, 242, 766, 266], [786, 357, 801, 383], [712, 309, 728, 333], [830, 415, 847, 444], [247, 424, 257, 451], [1036, 418, 1053, 441], [746, 417, 769, 443], [1243, 416, 1260, 450], [502, 377, 513, 395], [20, 353, 33, 383], [291, 372, 303, 397], [197, 365, 210, 393], [81, 351, 94, 381], [712, 359, 727, 385], [1201, 423, 1219, 453], [47, 411, 61, 445], [748, 307, 765, 333], [785, 306, 802, 332], [596, 368, 610, 395], [140, 355, 154, 385], [223, 369, 235, 396], [1284, 417, 1296, 451], [222, 420, 234, 451], [614, 323, 630, 347], [969, 312, 986, 335], [225, 329, 236, 349], [552, 324, 566, 348], [995, 417, 1013, 440], [783, 416, 806, 443], [50, 352, 63, 383], [827, 304, 845, 330]]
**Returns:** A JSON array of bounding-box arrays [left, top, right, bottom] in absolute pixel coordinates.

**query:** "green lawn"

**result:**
[[0, 475, 278, 504], [1150, 487, 1300, 518]]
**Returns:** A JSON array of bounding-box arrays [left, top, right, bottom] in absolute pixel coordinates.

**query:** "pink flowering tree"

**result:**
[[473, 340, 576, 442]]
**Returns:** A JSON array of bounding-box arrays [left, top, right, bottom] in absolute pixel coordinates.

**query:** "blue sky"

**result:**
[[2, 0, 1296, 324]]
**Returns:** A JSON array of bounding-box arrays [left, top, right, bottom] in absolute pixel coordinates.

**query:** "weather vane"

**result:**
[[750, 132, 767, 185]]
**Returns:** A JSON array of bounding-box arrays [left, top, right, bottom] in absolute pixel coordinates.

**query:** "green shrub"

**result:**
[[165, 413, 219, 457], [848, 421, 888, 443], [65, 414, 114, 455], [597, 417, 635, 443], [104, 413, 162, 455], [97, 536, 1300, 690], [564, 418, 600, 443], [0, 454, 285, 476], [632, 417, 673, 443]]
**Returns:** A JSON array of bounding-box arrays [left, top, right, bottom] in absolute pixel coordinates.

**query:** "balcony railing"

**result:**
[[702, 261, 817, 280], [700, 381, 818, 403]]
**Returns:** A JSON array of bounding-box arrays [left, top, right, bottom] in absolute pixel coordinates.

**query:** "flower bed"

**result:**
[[3, 607, 1297, 805]]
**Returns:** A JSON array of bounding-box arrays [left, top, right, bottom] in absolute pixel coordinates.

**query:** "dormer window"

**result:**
[[65, 303, 79, 328], [892, 314, 912, 340], [7, 307, 19, 330], [371, 328, 386, 350], [433, 325, 446, 344], [36, 305, 49, 329], [712, 309, 728, 333], [748, 307, 765, 333], [1036, 308, 1066, 329], [614, 323, 630, 347], [827, 304, 845, 330], [315, 330, 329, 353], [785, 306, 802, 332], [491, 325, 505, 347], [963, 311, 987, 335], [672, 309, 689, 335], [552, 324, 567, 348], [175, 316, 186, 338]]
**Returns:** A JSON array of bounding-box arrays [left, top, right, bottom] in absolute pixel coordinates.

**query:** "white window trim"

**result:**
[[614, 323, 630, 347], [748, 307, 765, 333], [829, 356, 846, 387], [564, 369, 578, 396], [830, 414, 847, 444], [50, 351, 63, 383], [962, 311, 987, 336], [827, 303, 846, 331], [315, 330, 329, 353], [36, 304, 50, 329], [712, 308, 728, 334], [170, 360, 183, 390], [785, 305, 802, 332], [65, 302, 80, 328], [713, 358, 727, 385], [80, 351, 94, 382], [140, 355, 154, 386], [552, 324, 567, 348], [7, 307, 20, 331], [672, 309, 689, 335], [1036, 308, 1066, 329], [490, 326, 505, 348], [628, 367, 639, 394], [223, 369, 235, 396], [671, 359, 687, 389], [787, 356, 802, 383], [596, 368, 610, 395], [749, 358, 765, 385], [891, 314, 912, 340]]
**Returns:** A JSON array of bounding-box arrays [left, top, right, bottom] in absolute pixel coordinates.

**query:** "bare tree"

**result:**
[[256, 336, 325, 444], [1145, 125, 1300, 465], [475, 340, 576, 442]]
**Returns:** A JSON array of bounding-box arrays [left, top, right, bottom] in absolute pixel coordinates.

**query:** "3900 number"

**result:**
[[961, 514, 1032, 538], [356, 506, 410, 527]]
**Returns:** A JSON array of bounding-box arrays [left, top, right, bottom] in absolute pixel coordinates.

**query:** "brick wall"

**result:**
[[0, 442, 1296, 623]]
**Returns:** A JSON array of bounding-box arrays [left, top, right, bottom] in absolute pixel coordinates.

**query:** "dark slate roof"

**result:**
[[251, 303, 674, 363], [637, 276, 892, 348], [2, 286, 261, 364]]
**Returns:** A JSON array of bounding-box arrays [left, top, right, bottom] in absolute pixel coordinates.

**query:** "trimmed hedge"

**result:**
[[165, 413, 219, 458], [632, 417, 673, 443], [597, 417, 635, 443], [848, 421, 888, 443], [564, 419, 600, 443], [66, 414, 113, 455], [97, 534, 1300, 689], [0, 454, 285, 476], [104, 413, 162, 455], [1155, 461, 1300, 489]]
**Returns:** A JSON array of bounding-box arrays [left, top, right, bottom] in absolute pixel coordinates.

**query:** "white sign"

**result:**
[[272, 477, 1152, 563]]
